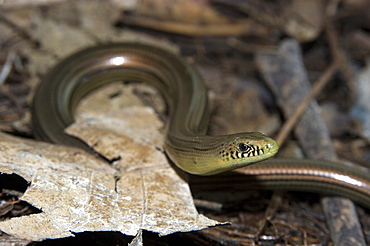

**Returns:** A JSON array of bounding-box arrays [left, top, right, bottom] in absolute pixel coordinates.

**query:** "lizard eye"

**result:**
[[237, 143, 249, 152]]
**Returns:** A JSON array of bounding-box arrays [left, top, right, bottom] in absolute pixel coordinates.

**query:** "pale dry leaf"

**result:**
[[74, 0, 122, 40], [0, 131, 115, 176], [70, 83, 166, 168], [67, 107, 168, 173], [0, 131, 221, 241], [75, 83, 166, 121], [66, 82, 223, 235], [29, 0, 123, 53], [129, 230, 143, 246], [30, 11, 96, 57]]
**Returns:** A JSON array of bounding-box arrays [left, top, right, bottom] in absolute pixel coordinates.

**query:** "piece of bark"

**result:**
[[255, 39, 366, 246], [321, 197, 367, 246]]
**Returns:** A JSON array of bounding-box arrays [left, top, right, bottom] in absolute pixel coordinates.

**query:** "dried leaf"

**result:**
[[0, 131, 220, 241]]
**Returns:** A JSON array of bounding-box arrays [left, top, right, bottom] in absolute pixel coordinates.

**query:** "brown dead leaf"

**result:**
[[68, 83, 167, 172]]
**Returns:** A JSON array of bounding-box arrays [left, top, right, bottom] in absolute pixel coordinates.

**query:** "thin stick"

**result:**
[[275, 61, 339, 146], [122, 16, 261, 36]]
